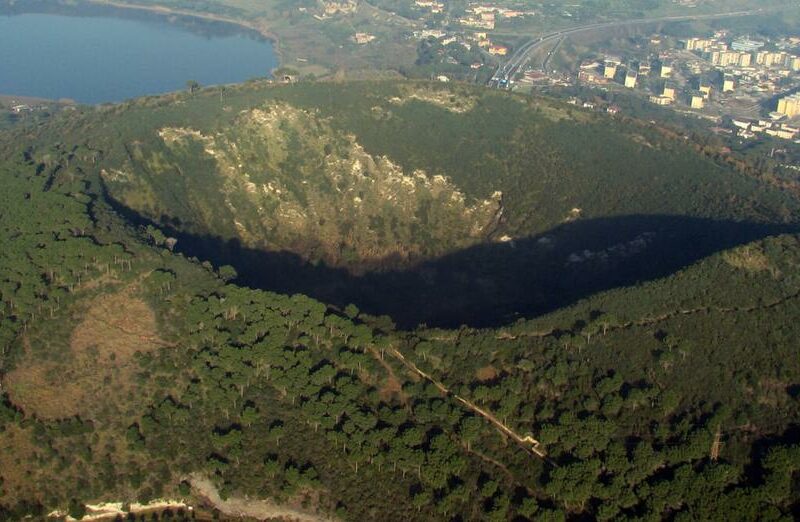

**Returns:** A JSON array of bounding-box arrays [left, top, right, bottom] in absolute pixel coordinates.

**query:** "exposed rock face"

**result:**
[[103, 102, 502, 272], [388, 86, 479, 113]]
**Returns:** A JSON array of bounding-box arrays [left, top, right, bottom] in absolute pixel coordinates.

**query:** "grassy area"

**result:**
[[5, 283, 167, 420]]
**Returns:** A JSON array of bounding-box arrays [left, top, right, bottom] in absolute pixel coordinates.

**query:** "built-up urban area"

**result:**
[[409, 1, 536, 62], [343, 1, 536, 73], [352, 1, 800, 145], [574, 32, 800, 143]]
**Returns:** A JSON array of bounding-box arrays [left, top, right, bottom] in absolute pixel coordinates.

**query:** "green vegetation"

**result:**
[[0, 80, 799, 520], [101, 99, 503, 272], [31, 80, 799, 326], [65, 81, 800, 237]]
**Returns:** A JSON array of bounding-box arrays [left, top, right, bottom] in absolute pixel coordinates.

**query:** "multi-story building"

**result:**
[[685, 37, 714, 51], [699, 81, 712, 99], [708, 50, 747, 67], [663, 82, 677, 100], [731, 38, 765, 52], [723, 76, 735, 92], [624, 70, 637, 88], [756, 51, 790, 67], [736, 51, 751, 66], [649, 95, 673, 105], [351, 33, 376, 44], [765, 128, 797, 139], [777, 93, 800, 117]]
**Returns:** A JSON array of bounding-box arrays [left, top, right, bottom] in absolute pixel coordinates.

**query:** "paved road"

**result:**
[[489, 8, 775, 87]]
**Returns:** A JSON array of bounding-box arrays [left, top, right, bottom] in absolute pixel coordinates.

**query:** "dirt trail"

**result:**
[[366, 346, 409, 405], [496, 289, 800, 341], [386, 348, 552, 463], [393, 288, 800, 467], [189, 475, 337, 522]]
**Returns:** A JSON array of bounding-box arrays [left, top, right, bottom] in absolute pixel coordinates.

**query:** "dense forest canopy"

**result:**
[[0, 80, 798, 520]]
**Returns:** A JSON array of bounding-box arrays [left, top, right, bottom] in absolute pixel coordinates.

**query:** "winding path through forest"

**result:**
[[386, 348, 553, 463], [494, 288, 800, 341], [394, 288, 800, 467]]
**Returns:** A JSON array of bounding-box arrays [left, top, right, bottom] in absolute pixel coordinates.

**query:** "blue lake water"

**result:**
[[0, 12, 278, 104]]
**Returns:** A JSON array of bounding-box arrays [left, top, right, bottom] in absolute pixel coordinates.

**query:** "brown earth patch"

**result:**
[[475, 365, 499, 382], [367, 348, 409, 405], [3, 364, 89, 420], [189, 474, 337, 522], [3, 285, 170, 420], [722, 244, 777, 276], [0, 424, 41, 504], [378, 373, 405, 404]]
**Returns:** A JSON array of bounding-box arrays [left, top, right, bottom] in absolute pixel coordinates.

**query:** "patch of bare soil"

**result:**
[[378, 372, 405, 404], [4, 285, 170, 420], [722, 244, 777, 276], [0, 424, 41, 504], [475, 365, 499, 382], [367, 348, 409, 405], [189, 474, 337, 522]]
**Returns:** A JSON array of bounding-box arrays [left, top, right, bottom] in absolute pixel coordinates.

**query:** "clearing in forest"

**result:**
[[3, 284, 169, 420], [475, 365, 499, 382], [189, 474, 337, 522]]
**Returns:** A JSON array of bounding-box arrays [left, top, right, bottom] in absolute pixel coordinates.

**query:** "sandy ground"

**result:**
[[189, 474, 337, 522]]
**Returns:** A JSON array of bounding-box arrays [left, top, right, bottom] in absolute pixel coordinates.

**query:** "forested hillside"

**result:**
[[26, 80, 800, 326], [0, 81, 798, 520]]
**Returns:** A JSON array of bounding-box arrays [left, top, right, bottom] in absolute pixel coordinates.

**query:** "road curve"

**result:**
[[490, 7, 777, 86]]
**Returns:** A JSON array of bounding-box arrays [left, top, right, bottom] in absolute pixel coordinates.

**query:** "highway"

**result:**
[[488, 8, 775, 88]]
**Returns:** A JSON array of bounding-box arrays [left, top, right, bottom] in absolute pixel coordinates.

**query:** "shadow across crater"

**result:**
[[118, 202, 798, 329]]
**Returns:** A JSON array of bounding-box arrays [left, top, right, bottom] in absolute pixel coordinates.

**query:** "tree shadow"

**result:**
[[112, 195, 797, 329]]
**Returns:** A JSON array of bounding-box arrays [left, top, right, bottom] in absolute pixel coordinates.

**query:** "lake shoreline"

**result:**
[[82, 0, 284, 70], [0, 7, 279, 104], [0, 94, 75, 106]]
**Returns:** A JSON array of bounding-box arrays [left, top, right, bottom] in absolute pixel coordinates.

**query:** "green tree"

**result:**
[[218, 265, 238, 282]]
